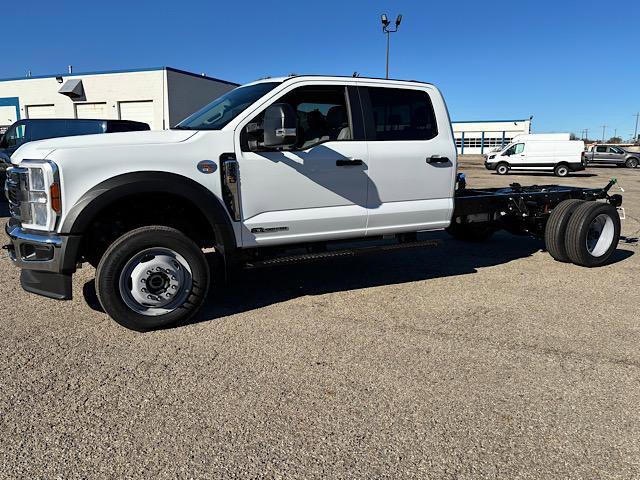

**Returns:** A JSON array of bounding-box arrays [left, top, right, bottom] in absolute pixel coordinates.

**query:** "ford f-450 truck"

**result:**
[[4, 76, 624, 330]]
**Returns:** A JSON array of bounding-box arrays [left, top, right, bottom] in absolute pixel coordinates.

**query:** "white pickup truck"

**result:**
[[4, 76, 624, 330]]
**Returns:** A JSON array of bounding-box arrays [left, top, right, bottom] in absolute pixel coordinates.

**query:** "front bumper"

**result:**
[[484, 160, 496, 170], [4, 218, 81, 300]]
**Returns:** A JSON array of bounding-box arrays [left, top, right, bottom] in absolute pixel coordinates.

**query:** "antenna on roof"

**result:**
[[352, 72, 359, 77]]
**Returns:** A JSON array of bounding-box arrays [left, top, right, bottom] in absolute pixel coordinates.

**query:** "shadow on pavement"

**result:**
[[494, 172, 598, 178], [0, 200, 9, 217], [86, 230, 631, 327]]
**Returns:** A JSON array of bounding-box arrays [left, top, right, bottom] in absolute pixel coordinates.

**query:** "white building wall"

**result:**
[[0, 70, 167, 129], [452, 119, 532, 155], [0, 68, 238, 132]]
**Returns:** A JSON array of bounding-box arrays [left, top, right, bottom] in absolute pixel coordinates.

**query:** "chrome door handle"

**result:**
[[336, 159, 363, 166], [426, 155, 450, 164]]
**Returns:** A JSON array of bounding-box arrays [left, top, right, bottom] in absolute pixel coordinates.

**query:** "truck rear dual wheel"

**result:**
[[544, 199, 583, 262], [545, 200, 620, 267], [564, 202, 620, 267], [96, 226, 210, 331]]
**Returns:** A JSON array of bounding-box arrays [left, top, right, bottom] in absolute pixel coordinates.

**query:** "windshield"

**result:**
[[175, 82, 279, 130]]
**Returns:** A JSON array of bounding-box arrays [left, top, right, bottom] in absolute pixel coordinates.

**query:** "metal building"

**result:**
[[452, 118, 532, 155], [0, 67, 237, 133]]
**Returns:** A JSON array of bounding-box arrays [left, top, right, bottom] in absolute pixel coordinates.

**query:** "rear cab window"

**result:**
[[360, 86, 438, 141]]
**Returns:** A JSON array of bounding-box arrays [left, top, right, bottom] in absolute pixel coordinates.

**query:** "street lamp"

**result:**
[[381, 13, 402, 79]]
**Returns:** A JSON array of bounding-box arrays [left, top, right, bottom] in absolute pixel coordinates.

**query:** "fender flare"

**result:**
[[61, 171, 238, 254]]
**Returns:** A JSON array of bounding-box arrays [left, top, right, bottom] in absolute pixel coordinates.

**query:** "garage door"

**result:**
[[75, 103, 108, 119], [26, 104, 56, 119], [0, 105, 18, 129], [119, 101, 154, 129]]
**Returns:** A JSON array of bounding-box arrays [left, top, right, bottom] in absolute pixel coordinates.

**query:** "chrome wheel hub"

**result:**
[[119, 248, 193, 316], [586, 213, 615, 257]]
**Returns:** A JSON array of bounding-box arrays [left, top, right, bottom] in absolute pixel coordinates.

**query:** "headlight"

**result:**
[[30, 167, 46, 191], [17, 160, 61, 231]]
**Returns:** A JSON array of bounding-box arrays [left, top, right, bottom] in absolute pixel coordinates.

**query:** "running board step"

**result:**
[[244, 239, 440, 269]]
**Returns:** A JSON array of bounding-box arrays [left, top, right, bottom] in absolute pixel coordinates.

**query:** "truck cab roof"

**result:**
[[245, 75, 434, 87]]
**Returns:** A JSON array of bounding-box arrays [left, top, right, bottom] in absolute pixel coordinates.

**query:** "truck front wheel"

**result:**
[[496, 162, 509, 175], [565, 202, 620, 267], [96, 226, 210, 331], [625, 157, 639, 168]]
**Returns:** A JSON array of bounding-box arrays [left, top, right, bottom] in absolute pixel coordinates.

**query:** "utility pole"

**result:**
[[601, 125, 607, 143], [381, 14, 402, 79], [584, 128, 589, 141], [634, 112, 639, 142]]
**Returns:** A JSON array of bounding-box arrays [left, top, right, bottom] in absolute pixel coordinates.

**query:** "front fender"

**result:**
[[61, 171, 238, 253]]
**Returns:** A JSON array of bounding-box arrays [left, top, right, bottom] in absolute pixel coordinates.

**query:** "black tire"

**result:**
[[554, 163, 569, 177], [96, 226, 210, 331], [565, 202, 621, 267], [447, 222, 494, 242], [496, 162, 509, 175], [544, 199, 584, 262], [625, 157, 639, 168]]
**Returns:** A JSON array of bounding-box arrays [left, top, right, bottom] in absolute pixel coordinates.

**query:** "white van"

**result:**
[[485, 139, 585, 177]]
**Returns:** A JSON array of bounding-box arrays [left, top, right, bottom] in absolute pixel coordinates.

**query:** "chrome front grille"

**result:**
[[4, 167, 28, 220]]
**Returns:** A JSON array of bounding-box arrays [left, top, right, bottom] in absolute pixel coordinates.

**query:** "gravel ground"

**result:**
[[1, 158, 639, 479]]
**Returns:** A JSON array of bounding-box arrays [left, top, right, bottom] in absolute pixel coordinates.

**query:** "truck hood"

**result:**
[[11, 129, 199, 163]]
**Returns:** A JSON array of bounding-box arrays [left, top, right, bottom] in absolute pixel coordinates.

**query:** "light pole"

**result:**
[[601, 125, 607, 143], [381, 14, 402, 79], [633, 112, 639, 143]]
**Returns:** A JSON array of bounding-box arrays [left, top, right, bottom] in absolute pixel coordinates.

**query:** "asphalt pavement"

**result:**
[[1, 158, 639, 479]]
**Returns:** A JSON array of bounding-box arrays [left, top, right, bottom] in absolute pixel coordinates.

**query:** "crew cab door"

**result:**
[[357, 82, 457, 234], [608, 146, 626, 163], [593, 145, 611, 163], [234, 82, 369, 246]]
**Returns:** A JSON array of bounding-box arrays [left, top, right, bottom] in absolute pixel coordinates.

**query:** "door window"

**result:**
[[596, 146, 607, 152], [3, 124, 26, 148], [364, 87, 437, 141], [610, 146, 624, 154], [503, 143, 524, 155], [245, 85, 353, 150]]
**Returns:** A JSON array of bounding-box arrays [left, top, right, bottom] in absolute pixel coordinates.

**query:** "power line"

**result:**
[[601, 125, 608, 142]]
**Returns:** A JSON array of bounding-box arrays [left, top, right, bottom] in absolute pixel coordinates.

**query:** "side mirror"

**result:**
[[263, 103, 298, 148]]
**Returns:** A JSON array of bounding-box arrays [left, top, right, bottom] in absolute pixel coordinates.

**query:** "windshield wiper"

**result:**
[[171, 125, 197, 130]]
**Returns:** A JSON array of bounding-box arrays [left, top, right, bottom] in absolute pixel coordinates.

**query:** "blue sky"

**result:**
[[2, 0, 639, 138]]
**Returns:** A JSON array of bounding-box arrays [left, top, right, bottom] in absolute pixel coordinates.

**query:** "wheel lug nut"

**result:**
[[171, 285, 177, 289], [142, 288, 147, 293]]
